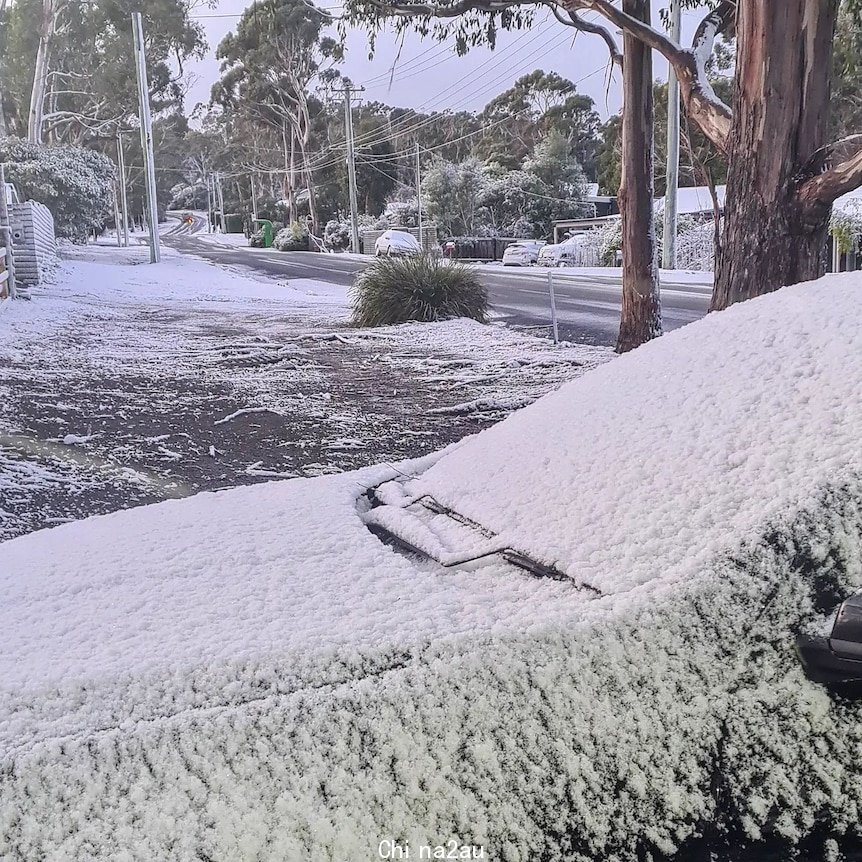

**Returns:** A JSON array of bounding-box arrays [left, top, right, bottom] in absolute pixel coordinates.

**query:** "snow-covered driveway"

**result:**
[[0, 244, 609, 541]]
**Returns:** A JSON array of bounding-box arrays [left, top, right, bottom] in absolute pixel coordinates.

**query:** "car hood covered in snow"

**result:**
[[2, 274, 862, 860], [396, 272, 862, 595]]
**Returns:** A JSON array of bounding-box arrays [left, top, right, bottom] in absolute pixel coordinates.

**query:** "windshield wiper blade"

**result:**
[[365, 485, 601, 594]]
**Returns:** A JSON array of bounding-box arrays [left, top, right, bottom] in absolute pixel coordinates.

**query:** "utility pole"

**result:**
[[131, 12, 160, 263], [206, 172, 213, 232], [215, 171, 226, 233], [342, 84, 363, 254], [112, 183, 123, 247], [416, 142, 423, 251], [116, 130, 130, 247], [661, 0, 681, 271]]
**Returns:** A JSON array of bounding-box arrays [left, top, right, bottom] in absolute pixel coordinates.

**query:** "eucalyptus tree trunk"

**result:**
[[27, 0, 55, 144], [281, 122, 297, 224], [712, 0, 840, 309], [615, 0, 661, 353], [571, 0, 862, 311]]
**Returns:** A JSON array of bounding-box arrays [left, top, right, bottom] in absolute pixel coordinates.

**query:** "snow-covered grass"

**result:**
[[0, 245, 608, 540], [1, 268, 861, 860]]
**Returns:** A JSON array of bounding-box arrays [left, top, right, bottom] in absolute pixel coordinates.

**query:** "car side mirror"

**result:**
[[797, 593, 862, 694]]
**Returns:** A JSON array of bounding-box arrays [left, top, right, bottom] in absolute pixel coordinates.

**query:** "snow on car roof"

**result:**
[[408, 272, 862, 595]]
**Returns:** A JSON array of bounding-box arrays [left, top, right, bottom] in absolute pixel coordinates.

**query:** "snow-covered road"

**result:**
[[0, 244, 609, 541]]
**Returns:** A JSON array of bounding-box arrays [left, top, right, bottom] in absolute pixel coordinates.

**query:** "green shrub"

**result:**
[[274, 220, 309, 251], [351, 254, 487, 327], [0, 137, 114, 243]]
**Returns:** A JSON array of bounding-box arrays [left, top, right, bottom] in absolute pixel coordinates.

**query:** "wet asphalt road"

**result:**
[[164, 228, 712, 348]]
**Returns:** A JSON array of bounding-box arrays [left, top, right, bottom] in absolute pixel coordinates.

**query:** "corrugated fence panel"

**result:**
[[9, 202, 57, 286]]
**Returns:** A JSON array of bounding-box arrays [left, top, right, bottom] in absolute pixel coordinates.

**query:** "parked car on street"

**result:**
[[2, 273, 862, 861], [501, 240, 546, 266], [374, 229, 421, 257], [538, 232, 601, 267]]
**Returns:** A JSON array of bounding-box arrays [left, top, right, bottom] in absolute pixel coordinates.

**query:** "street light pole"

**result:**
[[662, 0, 682, 271], [215, 171, 226, 233], [206, 172, 214, 233], [343, 84, 363, 255], [131, 12, 160, 263], [416, 142, 423, 251]]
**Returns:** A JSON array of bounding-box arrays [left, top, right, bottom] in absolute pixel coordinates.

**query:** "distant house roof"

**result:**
[[834, 185, 862, 214], [655, 185, 726, 215]]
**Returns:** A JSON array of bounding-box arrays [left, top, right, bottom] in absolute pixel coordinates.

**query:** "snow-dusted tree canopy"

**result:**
[[0, 138, 115, 243]]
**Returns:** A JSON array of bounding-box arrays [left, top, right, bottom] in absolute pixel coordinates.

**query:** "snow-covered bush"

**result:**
[[323, 219, 351, 251], [676, 219, 719, 271], [168, 182, 208, 211], [274, 220, 309, 252], [352, 255, 487, 326], [383, 199, 418, 228], [597, 218, 623, 265], [830, 200, 862, 254], [582, 214, 717, 270], [0, 137, 114, 243]]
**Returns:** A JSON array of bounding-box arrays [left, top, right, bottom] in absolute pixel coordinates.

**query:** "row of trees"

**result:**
[[4, 0, 862, 358], [338, 0, 862, 353]]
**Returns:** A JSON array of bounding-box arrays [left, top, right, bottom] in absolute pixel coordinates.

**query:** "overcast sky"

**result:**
[[185, 2, 707, 121]]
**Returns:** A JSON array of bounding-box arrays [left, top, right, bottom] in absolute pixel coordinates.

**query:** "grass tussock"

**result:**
[[351, 254, 488, 327]]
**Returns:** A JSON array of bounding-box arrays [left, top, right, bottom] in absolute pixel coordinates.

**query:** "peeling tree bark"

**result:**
[[711, 0, 840, 310], [615, 0, 661, 354]]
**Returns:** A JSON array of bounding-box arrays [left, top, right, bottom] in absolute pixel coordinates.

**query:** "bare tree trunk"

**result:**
[[616, 0, 661, 354], [298, 130, 318, 233], [281, 122, 297, 224], [296, 131, 318, 233], [28, 0, 56, 144], [711, 0, 839, 309]]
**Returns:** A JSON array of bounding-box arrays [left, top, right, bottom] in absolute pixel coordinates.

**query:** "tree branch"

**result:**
[[797, 134, 862, 213], [564, 0, 733, 152], [545, 4, 621, 67]]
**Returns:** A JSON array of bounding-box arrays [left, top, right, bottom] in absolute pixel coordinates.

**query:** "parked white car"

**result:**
[[538, 232, 602, 267], [374, 229, 420, 257], [502, 240, 545, 266]]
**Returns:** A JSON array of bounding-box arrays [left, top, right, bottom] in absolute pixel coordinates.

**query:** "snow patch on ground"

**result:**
[[0, 245, 608, 540]]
